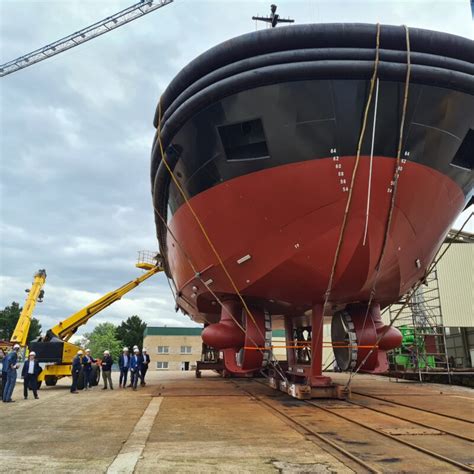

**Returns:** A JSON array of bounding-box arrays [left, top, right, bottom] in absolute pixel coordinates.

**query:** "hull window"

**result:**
[[218, 118, 270, 161], [451, 129, 473, 171]]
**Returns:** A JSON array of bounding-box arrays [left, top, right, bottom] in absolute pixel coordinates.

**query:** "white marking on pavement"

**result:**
[[107, 397, 163, 474]]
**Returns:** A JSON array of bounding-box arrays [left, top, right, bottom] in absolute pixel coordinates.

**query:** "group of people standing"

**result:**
[[1, 344, 152, 400], [70, 346, 150, 393], [2, 344, 42, 403], [118, 346, 150, 390]]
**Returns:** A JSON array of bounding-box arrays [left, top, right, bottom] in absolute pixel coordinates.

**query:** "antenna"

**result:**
[[252, 4, 295, 28]]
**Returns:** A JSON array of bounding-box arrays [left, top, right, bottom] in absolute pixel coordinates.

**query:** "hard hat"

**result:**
[[134, 348, 139, 353], [78, 350, 84, 355], [133, 345, 138, 349], [103, 350, 110, 355], [123, 347, 129, 351], [85, 348, 91, 353], [143, 348, 147, 352], [29, 351, 36, 356], [13, 344, 20, 349]]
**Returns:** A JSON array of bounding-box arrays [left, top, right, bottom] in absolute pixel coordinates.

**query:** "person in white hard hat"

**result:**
[[140, 348, 150, 386], [82, 348, 96, 390], [21, 351, 42, 400], [130, 348, 142, 391], [127, 346, 140, 387], [119, 347, 130, 388], [70, 350, 83, 394], [2, 343, 21, 403], [101, 350, 114, 390]]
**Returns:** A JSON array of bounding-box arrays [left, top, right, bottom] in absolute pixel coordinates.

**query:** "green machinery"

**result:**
[[392, 325, 436, 370]]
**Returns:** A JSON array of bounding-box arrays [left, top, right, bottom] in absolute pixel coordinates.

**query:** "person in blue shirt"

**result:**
[[71, 350, 83, 394], [118, 347, 130, 388], [3, 343, 20, 403], [130, 348, 142, 391]]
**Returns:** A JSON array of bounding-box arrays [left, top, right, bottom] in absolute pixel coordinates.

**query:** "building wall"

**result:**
[[143, 334, 202, 371], [436, 243, 474, 327], [144, 331, 294, 370]]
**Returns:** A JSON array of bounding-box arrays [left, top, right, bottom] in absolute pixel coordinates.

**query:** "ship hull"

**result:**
[[156, 76, 473, 322], [150, 23, 473, 378]]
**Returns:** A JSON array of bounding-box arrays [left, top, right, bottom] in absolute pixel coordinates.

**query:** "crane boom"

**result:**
[[10, 269, 47, 347], [48, 264, 161, 342], [0, 0, 173, 78]]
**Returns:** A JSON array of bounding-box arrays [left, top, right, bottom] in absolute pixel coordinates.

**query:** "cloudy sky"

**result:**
[[0, 0, 472, 336]]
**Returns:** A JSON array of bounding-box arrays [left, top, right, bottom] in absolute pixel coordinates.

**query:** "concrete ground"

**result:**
[[0, 371, 352, 473], [0, 370, 472, 473]]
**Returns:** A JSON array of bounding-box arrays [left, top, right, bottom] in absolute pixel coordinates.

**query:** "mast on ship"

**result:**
[[252, 4, 295, 27]]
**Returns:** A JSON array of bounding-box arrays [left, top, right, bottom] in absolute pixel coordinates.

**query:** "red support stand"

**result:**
[[274, 306, 348, 399], [309, 304, 332, 387]]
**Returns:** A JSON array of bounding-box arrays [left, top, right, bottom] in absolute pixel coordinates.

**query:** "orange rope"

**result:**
[[244, 344, 379, 350]]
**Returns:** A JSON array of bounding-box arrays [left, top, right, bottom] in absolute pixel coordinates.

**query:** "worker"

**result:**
[[82, 348, 96, 390], [126, 345, 139, 388], [101, 350, 114, 390], [119, 347, 130, 388], [140, 348, 150, 386], [71, 350, 83, 394], [1, 348, 7, 401], [2, 343, 20, 403], [21, 351, 42, 400], [130, 347, 141, 391]]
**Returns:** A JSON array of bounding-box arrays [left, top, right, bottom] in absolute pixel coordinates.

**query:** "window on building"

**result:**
[[157, 346, 169, 354], [156, 361, 169, 370], [180, 345, 192, 354]]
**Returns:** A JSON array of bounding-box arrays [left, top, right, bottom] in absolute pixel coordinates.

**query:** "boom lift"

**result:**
[[0, 269, 47, 353], [0, 270, 46, 392], [30, 252, 162, 388]]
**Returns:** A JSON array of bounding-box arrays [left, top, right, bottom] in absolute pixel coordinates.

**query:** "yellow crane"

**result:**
[[30, 252, 163, 387], [0, 269, 47, 353], [11, 269, 47, 347]]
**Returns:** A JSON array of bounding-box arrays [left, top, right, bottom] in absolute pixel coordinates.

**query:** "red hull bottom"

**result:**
[[168, 156, 464, 319]]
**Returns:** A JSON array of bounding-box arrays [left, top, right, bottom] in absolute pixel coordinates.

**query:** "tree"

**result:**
[[116, 315, 147, 350], [0, 302, 42, 342], [84, 323, 121, 361]]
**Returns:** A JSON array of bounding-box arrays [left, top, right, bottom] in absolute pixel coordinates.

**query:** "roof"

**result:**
[[144, 327, 202, 336], [444, 228, 474, 244], [144, 327, 287, 337]]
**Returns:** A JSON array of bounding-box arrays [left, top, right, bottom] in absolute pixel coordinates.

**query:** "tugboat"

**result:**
[[150, 16, 473, 394]]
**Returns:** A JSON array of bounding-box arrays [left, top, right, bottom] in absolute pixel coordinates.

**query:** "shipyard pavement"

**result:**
[[0, 370, 352, 473]]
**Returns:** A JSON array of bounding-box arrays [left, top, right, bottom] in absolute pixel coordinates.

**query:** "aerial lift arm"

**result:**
[[30, 253, 163, 387], [10, 269, 47, 347], [46, 263, 161, 342]]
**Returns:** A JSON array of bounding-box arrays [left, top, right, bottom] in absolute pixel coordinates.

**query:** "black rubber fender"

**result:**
[[154, 23, 474, 127]]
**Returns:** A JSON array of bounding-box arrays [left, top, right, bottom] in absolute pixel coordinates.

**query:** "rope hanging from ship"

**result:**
[[345, 211, 473, 391], [314, 23, 382, 361], [345, 24, 412, 389], [151, 190, 290, 383], [154, 101, 290, 384]]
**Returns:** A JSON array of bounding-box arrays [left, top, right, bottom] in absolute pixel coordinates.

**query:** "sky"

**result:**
[[0, 0, 472, 336]]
